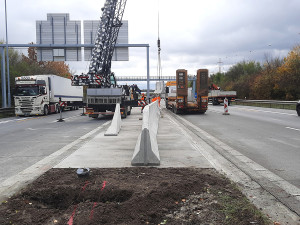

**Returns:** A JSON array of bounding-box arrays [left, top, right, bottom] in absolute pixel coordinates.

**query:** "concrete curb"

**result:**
[[104, 103, 121, 136], [131, 101, 160, 166]]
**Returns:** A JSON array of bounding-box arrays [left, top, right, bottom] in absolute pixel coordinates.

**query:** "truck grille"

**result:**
[[21, 108, 33, 113], [19, 97, 34, 107], [19, 97, 34, 114]]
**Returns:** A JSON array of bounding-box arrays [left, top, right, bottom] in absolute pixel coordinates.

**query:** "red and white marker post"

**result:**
[[223, 98, 230, 115]]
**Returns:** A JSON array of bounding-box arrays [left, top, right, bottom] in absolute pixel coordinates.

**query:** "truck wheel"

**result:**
[[297, 105, 300, 116], [212, 98, 218, 105], [43, 105, 49, 116], [127, 107, 131, 115], [172, 106, 179, 114], [122, 107, 128, 118], [90, 114, 99, 119], [174, 107, 180, 114]]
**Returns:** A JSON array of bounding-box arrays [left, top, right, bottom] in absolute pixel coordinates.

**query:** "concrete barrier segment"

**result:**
[[131, 101, 160, 166], [104, 103, 122, 136]]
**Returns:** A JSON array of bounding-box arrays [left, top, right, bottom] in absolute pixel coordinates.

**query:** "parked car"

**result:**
[[297, 100, 300, 116]]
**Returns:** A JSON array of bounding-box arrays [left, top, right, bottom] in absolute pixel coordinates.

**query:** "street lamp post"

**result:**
[[5, 0, 11, 107]]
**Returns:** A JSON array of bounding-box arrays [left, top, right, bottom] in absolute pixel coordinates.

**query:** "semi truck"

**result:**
[[165, 69, 209, 114], [14, 75, 83, 116], [208, 83, 237, 105]]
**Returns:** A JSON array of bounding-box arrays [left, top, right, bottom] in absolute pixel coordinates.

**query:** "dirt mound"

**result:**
[[0, 168, 269, 225]]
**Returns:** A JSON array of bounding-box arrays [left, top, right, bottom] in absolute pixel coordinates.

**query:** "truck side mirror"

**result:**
[[166, 87, 169, 93], [40, 87, 46, 95]]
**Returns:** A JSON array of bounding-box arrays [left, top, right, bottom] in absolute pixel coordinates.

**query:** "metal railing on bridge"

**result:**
[[233, 99, 298, 110], [115, 76, 176, 81], [115, 76, 198, 81]]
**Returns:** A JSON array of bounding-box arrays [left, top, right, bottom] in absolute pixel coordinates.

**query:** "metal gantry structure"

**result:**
[[1, 0, 155, 107], [0, 43, 150, 108], [71, 0, 128, 88]]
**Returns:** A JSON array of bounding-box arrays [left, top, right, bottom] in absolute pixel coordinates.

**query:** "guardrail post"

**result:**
[[1, 47, 7, 108]]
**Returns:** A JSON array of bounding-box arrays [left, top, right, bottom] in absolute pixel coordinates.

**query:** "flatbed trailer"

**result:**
[[208, 90, 236, 105]]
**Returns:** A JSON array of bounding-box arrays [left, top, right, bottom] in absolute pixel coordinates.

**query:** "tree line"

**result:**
[[210, 44, 300, 100], [0, 43, 72, 106]]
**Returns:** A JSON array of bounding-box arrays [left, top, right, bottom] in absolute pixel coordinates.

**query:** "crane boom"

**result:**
[[72, 0, 127, 88]]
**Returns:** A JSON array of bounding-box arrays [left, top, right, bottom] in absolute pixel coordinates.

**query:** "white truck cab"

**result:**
[[14, 76, 51, 116]]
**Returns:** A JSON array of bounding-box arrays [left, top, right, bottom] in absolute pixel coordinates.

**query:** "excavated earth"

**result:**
[[0, 167, 270, 225]]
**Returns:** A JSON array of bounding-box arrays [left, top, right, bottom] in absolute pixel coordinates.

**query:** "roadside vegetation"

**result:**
[[210, 44, 300, 100], [0, 42, 72, 106]]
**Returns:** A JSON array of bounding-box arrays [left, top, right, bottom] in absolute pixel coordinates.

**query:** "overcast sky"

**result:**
[[1, 0, 300, 81]]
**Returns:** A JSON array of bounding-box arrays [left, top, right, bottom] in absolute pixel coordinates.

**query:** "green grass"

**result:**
[[214, 184, 272, 225]]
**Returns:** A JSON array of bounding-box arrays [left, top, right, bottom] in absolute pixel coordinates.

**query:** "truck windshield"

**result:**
[[15, 87, 39, 96]]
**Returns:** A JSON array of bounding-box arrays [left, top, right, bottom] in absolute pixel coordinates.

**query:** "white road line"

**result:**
[[0, 120, 111, 202], [286, 127, 300, 132], [0, 118, 28, 124]]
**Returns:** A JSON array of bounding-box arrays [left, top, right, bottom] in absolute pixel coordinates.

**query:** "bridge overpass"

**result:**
[[115, 76, 196, 81]]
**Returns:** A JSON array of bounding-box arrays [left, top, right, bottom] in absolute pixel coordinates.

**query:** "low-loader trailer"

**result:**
[[166, 69, 209, 114]]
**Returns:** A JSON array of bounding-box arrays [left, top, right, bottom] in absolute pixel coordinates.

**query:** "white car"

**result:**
[[297, 100, 300, 116]]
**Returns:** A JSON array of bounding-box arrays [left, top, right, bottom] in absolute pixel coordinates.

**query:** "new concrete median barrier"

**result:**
[[104, 103, 122, 136], [131, 101, 160, 166]]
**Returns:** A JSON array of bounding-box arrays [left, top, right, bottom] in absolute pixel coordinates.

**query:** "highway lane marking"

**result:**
[[0, 118, 29, 124], [0, 120, 111, 203], [17, 117, 42, 123], [286, 127, 300, 132]]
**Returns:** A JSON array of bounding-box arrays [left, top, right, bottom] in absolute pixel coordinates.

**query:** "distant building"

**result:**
[[36, 13, 128, 62], [36, 13, 81, 61], [84, 20, 128, 61]]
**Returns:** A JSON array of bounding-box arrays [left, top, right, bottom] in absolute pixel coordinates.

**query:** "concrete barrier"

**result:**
[[131, 100, 160, 166], [104, 103, 122, 136]]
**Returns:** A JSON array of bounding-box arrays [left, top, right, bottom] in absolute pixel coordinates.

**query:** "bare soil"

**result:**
[[0, 167, 270, 225]]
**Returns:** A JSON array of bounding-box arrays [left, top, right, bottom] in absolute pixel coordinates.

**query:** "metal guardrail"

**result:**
[[233, 99, 298, 110], [0, 107, 15, 114]]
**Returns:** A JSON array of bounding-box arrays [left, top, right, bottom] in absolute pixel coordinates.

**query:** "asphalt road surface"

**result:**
[[1, 105, 299, 190], [181, 104, 300, 188], [0, 110, 109, 184]]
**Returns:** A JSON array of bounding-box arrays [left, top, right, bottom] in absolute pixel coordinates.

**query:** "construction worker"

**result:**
[[140, 93, 147, 113], [157, 95, 161, 107], [152, 95, 161, 107]]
